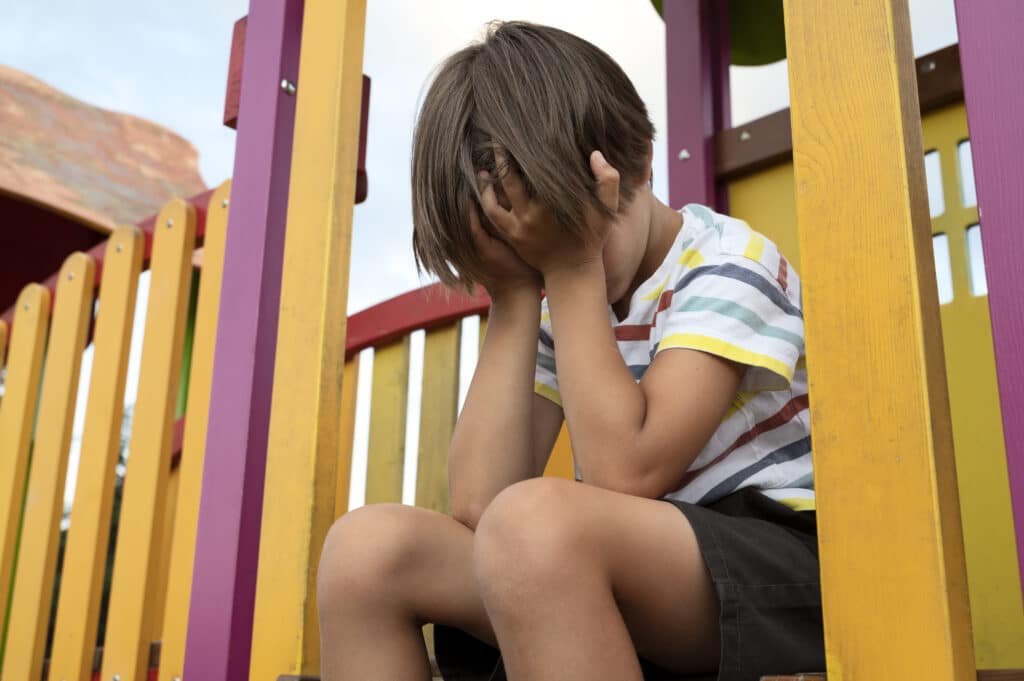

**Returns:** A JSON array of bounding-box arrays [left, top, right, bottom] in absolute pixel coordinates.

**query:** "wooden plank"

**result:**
[[783, 1, 975, 678], [416, 323, 460, 513], [334, 357, 359, 517], [365, 337, 411, 505], [100, 199, 197, 681], [543, 423, 575, 481], [1, 253, 94, 681], [248, 0, 367, 676], [223, 16, 247, 129], [183, 1, 304, 678], [954, 0, 1024, 608], [48, 227, 143, 681], [0, 284, 50, 663], [158, 181, 231, 681]]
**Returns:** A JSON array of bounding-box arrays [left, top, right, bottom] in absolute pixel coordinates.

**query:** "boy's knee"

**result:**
[[317, 503, 424, 612], [474, 478, 588, 595]]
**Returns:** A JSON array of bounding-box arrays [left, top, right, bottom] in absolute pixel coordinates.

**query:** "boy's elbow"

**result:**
[[451, 498, 487, 531], [582, 445, 681, 499]]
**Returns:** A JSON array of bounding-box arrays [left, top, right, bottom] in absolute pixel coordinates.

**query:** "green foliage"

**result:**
[[648, 0, 787, 66]]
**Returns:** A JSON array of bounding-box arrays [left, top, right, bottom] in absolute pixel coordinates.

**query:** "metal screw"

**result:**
[[221, 198, 229, 208], [677, 149, 691, 161], [173, 676, 182, 681], [739, 130, 751, 142], [166, 218, 174, 229], [23, 303, 29, 310], [116, 243, 123, 252], [281, 78, 297, 95], [68, 272, 75, 281], [113, 675, 121, 681], [921, 60, 936, 73]]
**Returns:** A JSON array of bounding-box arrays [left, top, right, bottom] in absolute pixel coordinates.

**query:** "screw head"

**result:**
[[113, 675, 121, 681], [921, 60, 937, 73], [166, 218, 174, 228], [116, 243, 123, 253], [68, 272, 75, 281], [23, 303, 29, 310], [280, 78, 297, 95], [739, 130, 751, 141], [677, 149, 691, 161], [221, 198, 229, 208]]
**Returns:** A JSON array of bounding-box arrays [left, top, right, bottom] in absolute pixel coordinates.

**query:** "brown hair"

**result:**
[[411, 20, 655, 289]]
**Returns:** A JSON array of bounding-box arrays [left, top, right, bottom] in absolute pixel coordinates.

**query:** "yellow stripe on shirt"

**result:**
[[534, 381, 563, 407], [659, 333, 795, 383], [743, 232, 765, 262], [678, 249, 705, 269]]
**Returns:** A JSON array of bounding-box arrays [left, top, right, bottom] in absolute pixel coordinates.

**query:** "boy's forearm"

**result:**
[[542, 263, 653, 494], [448, 285, 541, 527]]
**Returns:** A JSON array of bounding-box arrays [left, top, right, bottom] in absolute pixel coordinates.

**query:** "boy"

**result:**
[[317, 21, 823, 681]]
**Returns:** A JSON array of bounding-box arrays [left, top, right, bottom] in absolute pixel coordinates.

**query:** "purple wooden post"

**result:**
[[182, 1, 303, 679], [664, 0, 731, 211], [954, 0, 1024, 593]]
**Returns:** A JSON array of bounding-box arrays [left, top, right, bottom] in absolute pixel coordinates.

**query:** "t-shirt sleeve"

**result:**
[[534, 305, 563, 406], [655, 255, 805, 391]]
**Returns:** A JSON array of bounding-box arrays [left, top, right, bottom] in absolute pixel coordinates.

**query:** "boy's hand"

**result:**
[[480, 150, 620, 278], [468, 200, 542, 298]]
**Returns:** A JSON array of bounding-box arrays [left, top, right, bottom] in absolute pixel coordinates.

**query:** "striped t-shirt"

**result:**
[[535, 204, 814, 511]]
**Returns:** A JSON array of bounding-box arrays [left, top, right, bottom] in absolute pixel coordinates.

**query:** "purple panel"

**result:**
[[182, 1, 303, 679], [954, 0, 1024, 593], [664, 0, 730, 211]]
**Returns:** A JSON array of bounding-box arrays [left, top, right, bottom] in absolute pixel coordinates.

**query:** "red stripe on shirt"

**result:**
[[777, 257, 789, 292], [615, 325, 652, 341], [672, 392, 810, 491]]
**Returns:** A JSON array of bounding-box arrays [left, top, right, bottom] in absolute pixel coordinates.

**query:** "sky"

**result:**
[[0, 0, 961, 509]]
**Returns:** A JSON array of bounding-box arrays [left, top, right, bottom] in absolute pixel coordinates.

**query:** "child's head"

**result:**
[[411, 21, 655, 290]]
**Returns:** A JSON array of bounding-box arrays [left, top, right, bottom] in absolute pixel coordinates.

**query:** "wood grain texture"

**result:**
[[783, 1, 974, 678], [1, 253, 94, 681], [365, 337, 411, 505], [248, 0, 367, 677], [100, 199, 197, 681], [49, 227, 143, 681], [416, 323, 461, 514], [0, 284, 49, 665]]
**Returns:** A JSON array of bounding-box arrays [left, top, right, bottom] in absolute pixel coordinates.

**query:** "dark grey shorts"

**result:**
[[435, 487, 825, 681]]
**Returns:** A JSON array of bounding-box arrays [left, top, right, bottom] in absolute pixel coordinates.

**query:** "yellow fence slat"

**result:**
[[157, 181, 230, 681], [249, 0, 367, 676], [2, 253, 95, 681], [151, 462, 180, 640], [0, 284, 50, 661], [783, 1, 974, 679], [416, 323, 461, 513], [0, 321, 6, 365], [334, 357, 360, 517], [543, 424, 575, 480], [365, 337, 411, 505], [100, 199, 196, 681], [48, 228, 143, 681]]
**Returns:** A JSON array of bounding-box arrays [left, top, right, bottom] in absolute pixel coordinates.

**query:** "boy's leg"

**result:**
[[474, 477, 720, 681], [317, 504, 495, 681]]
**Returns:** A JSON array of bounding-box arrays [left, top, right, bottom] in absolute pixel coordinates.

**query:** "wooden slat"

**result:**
[[543, 424, 575, 480], [477, 315, 487, 353], [416, 323, 461, 513], [1, 254, 94, 681], [334, 357, 360, 517], [0, 321, 6, 364], [100, 199, 197, 681], [783, 1, 975, 678], [365, 337, 411, 505], [48, 227, 143, 681], [0, 284, 50, 664], [151, 460, 180, 641], [158, 181, 231, 681], [248, 0, 367, 677]]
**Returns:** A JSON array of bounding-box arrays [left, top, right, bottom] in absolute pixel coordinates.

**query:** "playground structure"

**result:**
[[0, 1, 1023, 680]]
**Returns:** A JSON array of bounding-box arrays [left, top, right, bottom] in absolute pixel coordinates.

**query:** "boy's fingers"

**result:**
[[479, 174, 517, 237], [591, 150, 620, 213], [494, 147, 529, 215]]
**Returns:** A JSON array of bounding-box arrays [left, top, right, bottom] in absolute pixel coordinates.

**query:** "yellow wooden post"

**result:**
[[248, 0, 367, 676], [334, 357, 360, 517], [1, 254, 95, 681], [49, 227, 142, 681], [157, 181, 231, 681], [365, 337, 411, 505], [416, 323, 461, 513], [783, 1, 975, 678], [0, 284, 50, 659], [0, 321, 6, 365], [101, 199, 197, 681]]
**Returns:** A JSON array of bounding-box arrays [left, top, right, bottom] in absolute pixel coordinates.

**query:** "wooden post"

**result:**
[[247, 0, 367, 677], [954, 0, 1024, 599], [783, 0, 975, 678]]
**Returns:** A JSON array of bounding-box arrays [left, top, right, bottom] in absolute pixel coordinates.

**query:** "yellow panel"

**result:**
[[334, 358, 360, 517], [416, 323, 461, 513], [151, 462, 180, 640], [49, 228, 143, 681], [2, 254, 94, 681], [783, 2, 974, 679], [543, 423, 575, 480], [0, 285, 50, 662], [727, 162, 800, 271], [365, 337, 411, 505], [249, 1, 367, 676], [101, 199, 197, 681], [922, 103, 1024, 667], [158, 181, 231, 681]]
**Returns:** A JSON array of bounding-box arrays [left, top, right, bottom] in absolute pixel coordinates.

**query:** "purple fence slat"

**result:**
[[182, 0, 303, 679], [954, 0, 1024, 592], [664, 0, 730, 211]]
